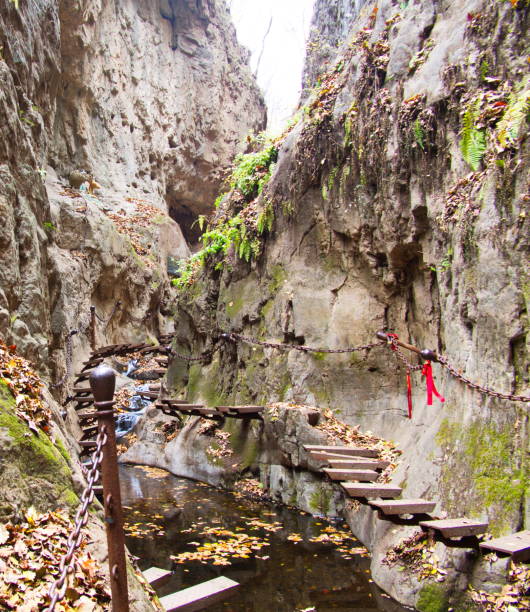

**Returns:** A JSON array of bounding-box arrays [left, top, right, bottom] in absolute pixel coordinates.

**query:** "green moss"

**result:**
[[309, 484, 332, 515], [268, 265, 286, 293], [54, 438, 70, 464], [311, 351, 326, 361], [187, 361, 230, 407], [225, 296, 245, 318], [240, 437, 260, 470], [436, 418, 526, 535], [0, 380, 74, 507], [417, 583, 449, 612]]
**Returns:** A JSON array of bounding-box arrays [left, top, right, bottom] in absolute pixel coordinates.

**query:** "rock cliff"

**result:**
[[158, 0, 529, 607], [0, 0, 265, 385]]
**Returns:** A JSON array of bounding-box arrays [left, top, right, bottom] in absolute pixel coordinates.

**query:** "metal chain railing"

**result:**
[[437, 354, 530, 402], [45, 427, 107, 612], [220, 332, 383, 355], [94, 301, 122, 329]]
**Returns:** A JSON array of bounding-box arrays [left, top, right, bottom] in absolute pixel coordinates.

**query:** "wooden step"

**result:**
[[73, 387, 92, 394], [82, 357, 104, 367], [369, 499, 436, 515], [420, 518, 488, 538], [323, 468, 379, 482], [306, 446, 379, 459], [92, 344, 120, 355], [155, 357, 169, 366], [220, 406, 265, 414], [137, 391, 159, 399], [152, 368, 167, 375], [480, 530, 530, 562], [341, 483, 402, 499], [143, 567, 172, 588], [80, 425, 98, 438], [149, 384, 161, 391], [78, 440, 97, 448], [75, 396, 95, 404], [159, 576, 239, 612], [161, 399, 193, 405], [327, 458, 390, 470]]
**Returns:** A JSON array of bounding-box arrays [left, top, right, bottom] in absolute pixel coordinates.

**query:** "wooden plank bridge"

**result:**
[[67, 335, 530, 611]]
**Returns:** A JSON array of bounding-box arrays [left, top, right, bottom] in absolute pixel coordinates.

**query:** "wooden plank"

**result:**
[[159, 576, 239, 612], [369, 499, 436, 515], [75, 396, 95, 403], [73, 387, 92, 394], [341, 483, 402, 499], [162, 399, 192, 405], [227, 406, 265, 414], [137, 391, 159, 399], [143, 567, 172, 588], [307, 447, 379, 459], [420, 518, 488, 538], [327, 458, 390, 470], [480, 530, 530, 561], [323, 468, 379, 482]]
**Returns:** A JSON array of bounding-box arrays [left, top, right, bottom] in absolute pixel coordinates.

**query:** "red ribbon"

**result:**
[[406, 369, 412, 419], [421, 360, 445, 406]]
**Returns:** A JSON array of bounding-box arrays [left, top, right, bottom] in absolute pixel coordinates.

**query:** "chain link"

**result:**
[[222, 332, 383, 355], [45, 427, 107, 612], [437, 355, 530, 402]]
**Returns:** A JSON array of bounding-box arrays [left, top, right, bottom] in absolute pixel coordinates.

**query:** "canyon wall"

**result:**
[[0, 0, 265, 387], [167, 1, 529, 604]]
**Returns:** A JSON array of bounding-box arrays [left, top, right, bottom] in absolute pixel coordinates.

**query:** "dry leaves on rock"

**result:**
[[383, 531, 446, 582], [317, 408, 400, 481], [0, 340, 51, 434], [206, 430, 233, 462], [471, 562, 530, 611], [104, 199, 167, 264], [0, 507, 110, 610]]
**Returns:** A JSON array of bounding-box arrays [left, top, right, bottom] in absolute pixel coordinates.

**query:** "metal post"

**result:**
[[89, 365, 129, 612], [90, 306, 97, 351]]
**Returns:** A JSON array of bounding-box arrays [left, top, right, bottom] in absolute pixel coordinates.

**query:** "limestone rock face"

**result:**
[[52, 0, 266, 240], [0, 0, 264, 383], [169, 0, 529, 606]]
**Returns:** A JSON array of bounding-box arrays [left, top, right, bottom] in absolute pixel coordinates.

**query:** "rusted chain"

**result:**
[[93, 301, 122, 328], [437, 355, 530, 402], [221, 332, 383, 354], [45, 427, 107, 612], [169, 343, 221, 363], [382, 333, 529, 402]]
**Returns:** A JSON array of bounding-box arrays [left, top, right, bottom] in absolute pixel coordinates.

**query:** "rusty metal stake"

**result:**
[[90, 306, 97, 351], [89, 365, 129, 612], [376, 331, 438, 362]]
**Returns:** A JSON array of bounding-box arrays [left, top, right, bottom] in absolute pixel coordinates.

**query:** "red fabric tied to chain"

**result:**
[[421, 360, 445, 406], [406, 370, 412, 418]]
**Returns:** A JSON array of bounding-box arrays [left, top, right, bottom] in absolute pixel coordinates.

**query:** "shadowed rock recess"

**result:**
[[1, 0, 529, 609]]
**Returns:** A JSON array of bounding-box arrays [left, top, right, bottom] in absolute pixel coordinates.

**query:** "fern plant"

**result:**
[[413, 118, 425, 150], [496, 89, 530, 151], [460, 98, 486, 171], [257, 199, 274, 234]]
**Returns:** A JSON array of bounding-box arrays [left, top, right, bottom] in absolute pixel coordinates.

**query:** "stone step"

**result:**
[[369, 499, 436, 515], [323, 468, 379, 482], [480, 530, 530, 562], [143, 567, 172, 588], [307, 447, 379, 459], [327, 458, 390, 470], [420, 518, 488, 538], [341, 483, 402, 499], [159, 576, 239, 612]]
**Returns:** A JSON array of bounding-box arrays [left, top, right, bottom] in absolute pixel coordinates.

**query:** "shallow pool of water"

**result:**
[[120, 465, 410, 612]]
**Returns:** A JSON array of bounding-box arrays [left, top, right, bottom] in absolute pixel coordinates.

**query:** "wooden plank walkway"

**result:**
[[143, 566, 172, 588], [159, 576, 239, 612], [369, 499, 436, 515], [342, 483, 402, 499], [420, 518, 488, 538], [480, 530, 530, 561], [327, 458, 390, 470], [323, 468, 379, 482], [305, 445, 379, 458]]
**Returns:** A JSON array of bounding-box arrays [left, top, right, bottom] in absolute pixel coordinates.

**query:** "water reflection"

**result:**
[[120, 465, 410, 612]]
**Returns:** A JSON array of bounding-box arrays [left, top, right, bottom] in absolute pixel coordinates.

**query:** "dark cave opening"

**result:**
[[168, 202, 202, 248]]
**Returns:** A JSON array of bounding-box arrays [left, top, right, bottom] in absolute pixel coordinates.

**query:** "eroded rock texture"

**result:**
[[168, 0, 529, 605], [0, 0, 265, 385]]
